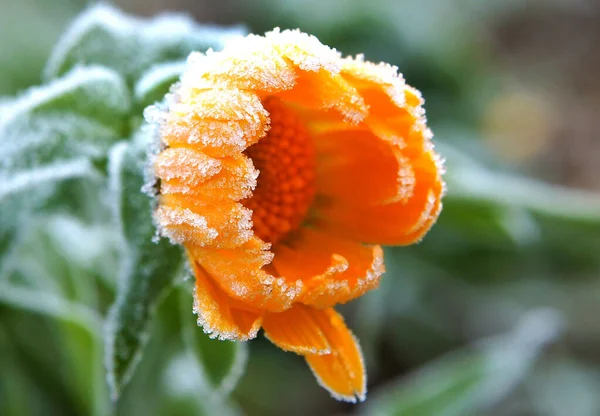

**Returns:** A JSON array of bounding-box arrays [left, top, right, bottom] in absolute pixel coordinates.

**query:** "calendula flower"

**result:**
[[146, 29, 444, 402]]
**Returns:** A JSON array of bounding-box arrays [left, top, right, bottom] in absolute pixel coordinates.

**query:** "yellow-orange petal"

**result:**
[[189, 253, 263, 341], [262, 304, 330, 355], [303, 307, 366, 402], [272, 227, 384, 309]]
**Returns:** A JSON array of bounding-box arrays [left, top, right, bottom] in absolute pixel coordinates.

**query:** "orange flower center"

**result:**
[[243, 97, 316, 245]]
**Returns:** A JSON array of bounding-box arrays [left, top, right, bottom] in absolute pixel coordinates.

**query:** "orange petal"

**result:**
[[157, 152, 258, 202], [156, 197, 253, 248], [161, 89, 269, 158], [188, 252, 263, 341], [314, 143, 444, 245], [314, 129, 414, 207], [272, 227, 384, 309], [303, 307, 366, 402], [262, 304, 330, 354], [341, 56, 408, 118], [276, 69, 367, 124], [187, 238, 295, 312]]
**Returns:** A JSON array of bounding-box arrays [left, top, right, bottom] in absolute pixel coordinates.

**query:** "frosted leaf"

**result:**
[[0, 66, 127, 268], [45, 3, 247, 82], [0, 66, 129, 174], [1, 114, 116, 173], [0, 159, 95, 200], [134, 61, 186, 108], [2, 65, 129, 130], [105, 140, 184, 400]]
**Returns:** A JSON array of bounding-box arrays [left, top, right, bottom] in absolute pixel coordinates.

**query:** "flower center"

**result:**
[[243, 97, 316, 245]]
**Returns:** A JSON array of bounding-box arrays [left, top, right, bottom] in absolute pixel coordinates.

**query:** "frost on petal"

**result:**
[[188, 240, 300, 312], [154, 205, 219, 246], [162, 89, 269, 157], [156, 199, 253, 249], [271, 229, 384, 308], [160, 154, 258, 202], [277, 69, 367, 124], [266, 29, 342, 74], [191, 258, 263, 341], [341, 55, 407, 109], [182, 41, 297, 93], [155, 148, 222, 185]]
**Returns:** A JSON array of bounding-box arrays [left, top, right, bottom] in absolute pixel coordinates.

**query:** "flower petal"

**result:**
[[315, 144, 444, 245], [263, 304, 331, 354], [161, 89, 269, 157], [156, 197, 253, 248], [276, 69, 367, 123], [187, 238, 295, 312], [314, 129, 414, 206], [303, 307, 366, 402], [272, 227, 384, 309], [189, 253, 263, 341], [341, 56, 408, 117]]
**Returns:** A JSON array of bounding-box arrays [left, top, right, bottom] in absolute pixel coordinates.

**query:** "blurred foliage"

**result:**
[[2, 1, 600, 416]]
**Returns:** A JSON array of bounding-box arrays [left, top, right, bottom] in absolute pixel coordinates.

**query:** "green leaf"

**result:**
[[0, 66, 129, 270], [1, 65, 130, 175], [134, 61, 186, 109], [104, 139, 184, 400], [179, 286, 249, 396], [0, 282, 102, 338], [361, 309, 564, 416], [45, 4, 246, 83]]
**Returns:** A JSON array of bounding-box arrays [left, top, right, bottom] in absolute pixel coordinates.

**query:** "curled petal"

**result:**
[[277, 69, 367, 123], [341, 56, 407, 115], [272, 227, 384, 308], [158, 153, 258, 202], [315, 140, 444, 245], [162, 89, 269, 157], [189, 254, 263, 341], [156, 197, 253, 248]]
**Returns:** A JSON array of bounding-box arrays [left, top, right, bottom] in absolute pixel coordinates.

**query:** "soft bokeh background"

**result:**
[[2, 0, 600, 415]]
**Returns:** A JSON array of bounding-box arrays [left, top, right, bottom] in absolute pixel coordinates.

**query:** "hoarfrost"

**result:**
[[0, 158, 96, 200], [134, 61, 186, 107], [45, 3, 246, 81]]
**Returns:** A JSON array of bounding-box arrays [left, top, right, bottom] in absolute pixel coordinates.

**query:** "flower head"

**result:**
[[147, 29, 444, 402]]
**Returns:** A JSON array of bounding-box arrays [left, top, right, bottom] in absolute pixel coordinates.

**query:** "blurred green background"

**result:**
[[2, 0, 600, 415]]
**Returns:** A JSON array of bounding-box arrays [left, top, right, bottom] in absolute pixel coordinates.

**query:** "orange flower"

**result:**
[[148, 29, 444, 402]]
